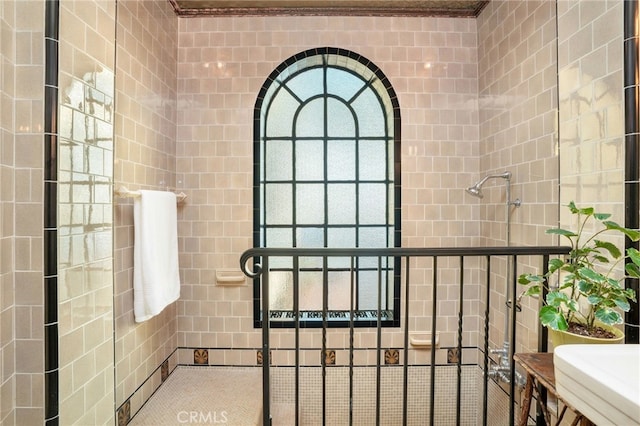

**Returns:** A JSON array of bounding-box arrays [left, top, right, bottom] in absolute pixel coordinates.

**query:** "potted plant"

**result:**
[[518, 202, 640, 345]]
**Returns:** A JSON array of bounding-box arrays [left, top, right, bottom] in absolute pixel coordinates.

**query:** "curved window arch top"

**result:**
[[262, 53, 395, 140], [254, 48, 401, 328]]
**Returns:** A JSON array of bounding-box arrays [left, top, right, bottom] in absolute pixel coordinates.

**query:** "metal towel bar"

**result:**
[[114, 185, 187, 203]]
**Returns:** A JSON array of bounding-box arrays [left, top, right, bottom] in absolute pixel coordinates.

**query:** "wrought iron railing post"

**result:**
[[402, 256, 411, 426], [261, 256, 270, 426], [237, 246, 571, 426], [509, 255, 518, 426]]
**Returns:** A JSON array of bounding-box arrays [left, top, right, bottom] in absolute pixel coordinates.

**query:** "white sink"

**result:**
[[554, 344, 640, 426]]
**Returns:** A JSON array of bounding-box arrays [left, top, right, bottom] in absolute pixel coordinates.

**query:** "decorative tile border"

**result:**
[[116, 400, 130, 426], [194, 349, 209, 365], [178, 346, 478, 368], [323, 350, 336, 365], [384, 349, 400, 365], [118, 350, 178, 425], [161, 360, 170, 382]]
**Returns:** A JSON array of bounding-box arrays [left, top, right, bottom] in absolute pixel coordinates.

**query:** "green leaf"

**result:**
[[623, 228, 640, 241], [595, 213, 612, 221], [578, 267, 606, 283], [578, 206, 595, 216], [587, 295, 602, 305], [567, 201, 578, 213], [606, 278, 622, 291], [625, 262, 640, 278], [603, 221, 640, 241], [595, 307, 622, 325], [540, 306, 568, 330], [548, 258, 565, 274], [594, 240, 621, 258], [566, 299, 579, 312], [628, 248, 640, 266], [613, 297, 630, 312], [546, 291, 568, 307], [546, 228, 577, 238], [592, 254, 610, 263], [578, 280, 594, 293], [518, 274, 543, 285], [523, 286, 541, 297], [605, 277, 622, 289]]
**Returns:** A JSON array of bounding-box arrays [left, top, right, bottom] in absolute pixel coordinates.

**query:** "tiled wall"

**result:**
[[0, 1, 631, 423], [175, 16, 484, 365], [1, 0, 46, 424], [0, 1, 17, 423], [113, 0, 179, 421], [558, 0, 625, 211], [477, 0, 559, 355], [557, 0, 626, 249], [57, 0, 116, 424]]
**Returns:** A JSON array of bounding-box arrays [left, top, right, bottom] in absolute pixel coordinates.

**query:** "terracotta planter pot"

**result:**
[[549, 322, 624, 347]]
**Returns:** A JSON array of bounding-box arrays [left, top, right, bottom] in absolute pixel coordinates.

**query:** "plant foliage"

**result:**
[[518, 202, 640, 335]]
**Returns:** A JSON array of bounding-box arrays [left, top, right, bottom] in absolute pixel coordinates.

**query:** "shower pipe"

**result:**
[[466, 171, 522, 382]]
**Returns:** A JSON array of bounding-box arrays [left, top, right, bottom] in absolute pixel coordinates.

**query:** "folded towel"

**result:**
[[133, 190, 181, 322]]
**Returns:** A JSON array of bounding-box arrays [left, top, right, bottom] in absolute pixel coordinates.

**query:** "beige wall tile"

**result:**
[[112, 0, 178, 414], [56, 1, 116, 424], [1, 0, 46, 423], [558, 0, 625, 211], [476, 0, 561, 355], [176, 13, 487, 364]]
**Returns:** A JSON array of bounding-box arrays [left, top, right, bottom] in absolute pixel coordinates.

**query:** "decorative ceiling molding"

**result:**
[[168, 0, 490, 17]]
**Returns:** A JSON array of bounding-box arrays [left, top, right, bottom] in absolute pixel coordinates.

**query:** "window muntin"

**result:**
[[254, 48, 401, 327]]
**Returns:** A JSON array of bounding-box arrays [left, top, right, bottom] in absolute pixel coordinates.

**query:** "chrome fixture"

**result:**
[[466, 171, 522, 385], [465, 171, 521, 207], [487, 344, 526, 387]]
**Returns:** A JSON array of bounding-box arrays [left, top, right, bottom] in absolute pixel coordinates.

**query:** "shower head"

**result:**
[[465, 171, 512, 199], [465, 184, 484, 198]]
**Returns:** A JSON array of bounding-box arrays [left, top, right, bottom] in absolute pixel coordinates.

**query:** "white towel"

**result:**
[[133, 190, 181, 322]]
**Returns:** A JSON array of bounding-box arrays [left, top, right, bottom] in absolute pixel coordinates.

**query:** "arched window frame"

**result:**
[[253, 47, 401, 328]]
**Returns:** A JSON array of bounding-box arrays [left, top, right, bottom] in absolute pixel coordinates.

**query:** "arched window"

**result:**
[[254, 48, 401, 327]]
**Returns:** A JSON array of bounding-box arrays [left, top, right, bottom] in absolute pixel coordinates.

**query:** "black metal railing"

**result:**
[[240, 246, 570, 426]]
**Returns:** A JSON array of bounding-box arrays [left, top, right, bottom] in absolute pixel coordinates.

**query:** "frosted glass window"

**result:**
[[352, 89, 385, 136], [265, 140, 292, 180], [327, 229, 355, 268], [327, 184, 355, 224], [296, 184, 324, 224], [299, 271, 323, 310], [359, 140, 387, 180], [358, 270, 383, 310], [327, 98, 356, 137], [359, 227, 389, 248], [287, 68, 323, 102], [265, 184, 292, 224], [327, 140, 355, 180], [326, 68, 363, 100], [295, 140, 324, 180], [296, 99, 325, 137], [269, 271, 293, 310], [265, 228, 293, 248], [266, 90, 298, 137], [296, 228, 324, 249], [359, 184, 386, 224], [255, 48, 400, 328]]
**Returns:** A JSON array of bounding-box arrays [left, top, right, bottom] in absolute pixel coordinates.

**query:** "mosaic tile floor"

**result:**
[[129, 366, 262, 426]]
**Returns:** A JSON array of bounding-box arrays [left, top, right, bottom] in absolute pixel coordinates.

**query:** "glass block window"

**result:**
[[253, 48, 401, 327]]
